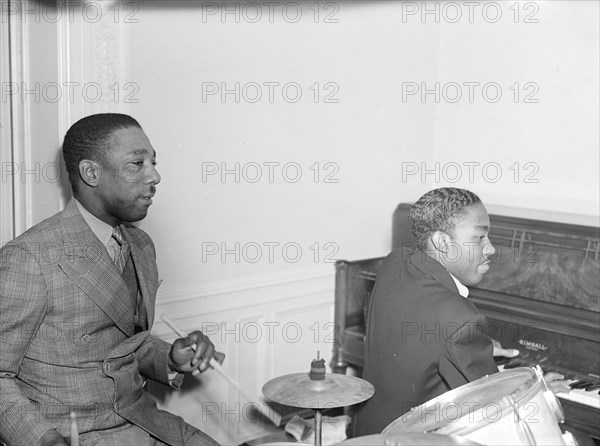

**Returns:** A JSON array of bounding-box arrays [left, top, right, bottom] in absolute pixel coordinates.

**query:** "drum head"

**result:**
[[383, 367, 540, 436], [340, 433, 482, 445]]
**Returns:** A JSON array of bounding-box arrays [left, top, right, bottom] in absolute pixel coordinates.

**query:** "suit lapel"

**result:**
[[57, 200, 135, 337]]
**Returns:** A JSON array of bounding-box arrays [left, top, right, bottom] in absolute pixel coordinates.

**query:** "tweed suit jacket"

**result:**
[[0, 199, 195, 446], [353, 248, 498, 436]]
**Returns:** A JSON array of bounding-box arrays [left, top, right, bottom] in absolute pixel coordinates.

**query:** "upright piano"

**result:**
[[332, 203, 600, 442]]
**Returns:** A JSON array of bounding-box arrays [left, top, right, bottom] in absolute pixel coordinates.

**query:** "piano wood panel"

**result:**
[[332, 258, 381, 373]]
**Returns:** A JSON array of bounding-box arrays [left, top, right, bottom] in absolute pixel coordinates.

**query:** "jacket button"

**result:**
[[81, 334, 90, 343], [104, 362, 111, 372]]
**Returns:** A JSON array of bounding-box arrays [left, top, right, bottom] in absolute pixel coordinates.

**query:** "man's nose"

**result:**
[[148, 165, 161, 185], [484, 241, 496, 257]]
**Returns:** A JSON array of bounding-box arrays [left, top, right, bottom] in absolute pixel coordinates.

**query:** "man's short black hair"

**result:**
[[409, 187, 482, 250], [62, 113, 141, 193]]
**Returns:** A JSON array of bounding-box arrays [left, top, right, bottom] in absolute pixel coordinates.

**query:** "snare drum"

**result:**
[[383, 367, 574, 446]]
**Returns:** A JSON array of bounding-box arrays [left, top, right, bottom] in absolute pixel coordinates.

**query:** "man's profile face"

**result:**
[[442, 203, 496, 286], [93, 126, 161, 226]]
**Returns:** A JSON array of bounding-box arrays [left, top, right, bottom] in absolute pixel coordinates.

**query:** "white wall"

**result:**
[[429, 0, 599, 216], [125, 1, 440, 286]]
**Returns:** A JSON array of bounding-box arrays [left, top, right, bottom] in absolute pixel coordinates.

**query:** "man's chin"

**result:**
[[462, 278, 481, 286], [468, 268, 489, 286], [121, 211, 148, 224]]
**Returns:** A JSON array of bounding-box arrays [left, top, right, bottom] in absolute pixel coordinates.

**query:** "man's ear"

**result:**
[[430, 231, 451, 253], [78, 160, 102, 187]]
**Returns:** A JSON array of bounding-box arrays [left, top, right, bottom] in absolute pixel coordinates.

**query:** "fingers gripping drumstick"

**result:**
[[160, 314, 281, 426]]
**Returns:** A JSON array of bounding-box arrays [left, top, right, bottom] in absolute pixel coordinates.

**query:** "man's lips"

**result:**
[[139, 194, 155, 203], [141, 186, 156, 201]]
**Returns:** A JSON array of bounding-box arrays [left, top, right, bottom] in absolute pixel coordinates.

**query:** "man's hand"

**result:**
[[544, 372, 571, 394], [169, 330, 221, 374], [38, 429, 70, 446], [492, 339, 520, 358]]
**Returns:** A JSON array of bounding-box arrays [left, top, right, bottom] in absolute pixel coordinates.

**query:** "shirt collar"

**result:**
[[448, 272, 469, 298], [75, 199, 115, 249]]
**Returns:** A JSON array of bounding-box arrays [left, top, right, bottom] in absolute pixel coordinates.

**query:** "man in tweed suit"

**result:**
[[0, 114, 220, 446]]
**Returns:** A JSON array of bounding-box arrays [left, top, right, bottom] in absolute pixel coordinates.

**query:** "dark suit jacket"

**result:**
[[0, 199, 203, 446], [353, 248, 498, 436]]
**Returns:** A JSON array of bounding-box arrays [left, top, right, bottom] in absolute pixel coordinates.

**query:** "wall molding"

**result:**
[[2, 1, 30, 239], [154, 264, 335, 323], [0, 13, 14, 244]]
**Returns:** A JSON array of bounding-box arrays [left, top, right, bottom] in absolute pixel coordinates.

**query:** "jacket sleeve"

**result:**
[[135, 334, 184, 389], [439, 313, 499, 389], [0, 244, 58, 445]]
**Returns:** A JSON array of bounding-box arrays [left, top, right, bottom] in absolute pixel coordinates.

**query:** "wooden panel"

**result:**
[[332, 258, 381, 373]]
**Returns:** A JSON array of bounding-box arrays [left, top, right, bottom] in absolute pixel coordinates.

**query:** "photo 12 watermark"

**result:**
[[201, 241, 339, 264], [1, 318, 102, 347], [0, 240, 109, 266], [1, 82, 140, 104], [2, 162, 62, 185], [401, 162, 540, 184], [200, 81, 340, 104], [402, 399, 541, 425], [398, 319, 541, 346], [2, 161, 154, 185], [401, 82, 539, 104], [400, 2, 540, 24], [1, 0, 140, 24], [199, 320, 335, 345], [0, 400, 116, 423], [200, 400, 345, 423], [198, 2, 340, 24], [400, 236, 541, 265], [202, 162, 340, 184]]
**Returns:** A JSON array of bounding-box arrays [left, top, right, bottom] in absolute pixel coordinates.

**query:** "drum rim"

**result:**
[[341, 432, 482, 445], [383, 367, 547, 436]]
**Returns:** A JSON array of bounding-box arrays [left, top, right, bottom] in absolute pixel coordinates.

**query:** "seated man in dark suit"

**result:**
[[353, 187, 568, 436], [0, 114, 221, 446]]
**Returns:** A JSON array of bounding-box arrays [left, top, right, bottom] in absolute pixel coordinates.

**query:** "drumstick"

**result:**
[[160, 314, 281, 426], [70, 411, 79, 446]]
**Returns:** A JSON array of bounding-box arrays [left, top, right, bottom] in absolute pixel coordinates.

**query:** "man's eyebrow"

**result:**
[[475, 225, 490, 231], [128, 149, 156, 157]]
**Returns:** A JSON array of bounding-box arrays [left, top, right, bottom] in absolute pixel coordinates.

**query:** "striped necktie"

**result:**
[[111, 226, 130, 273]]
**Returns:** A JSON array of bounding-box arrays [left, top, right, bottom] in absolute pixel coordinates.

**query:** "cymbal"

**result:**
[[262, 372, 374, 409], [339, 433, 482, 445]]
